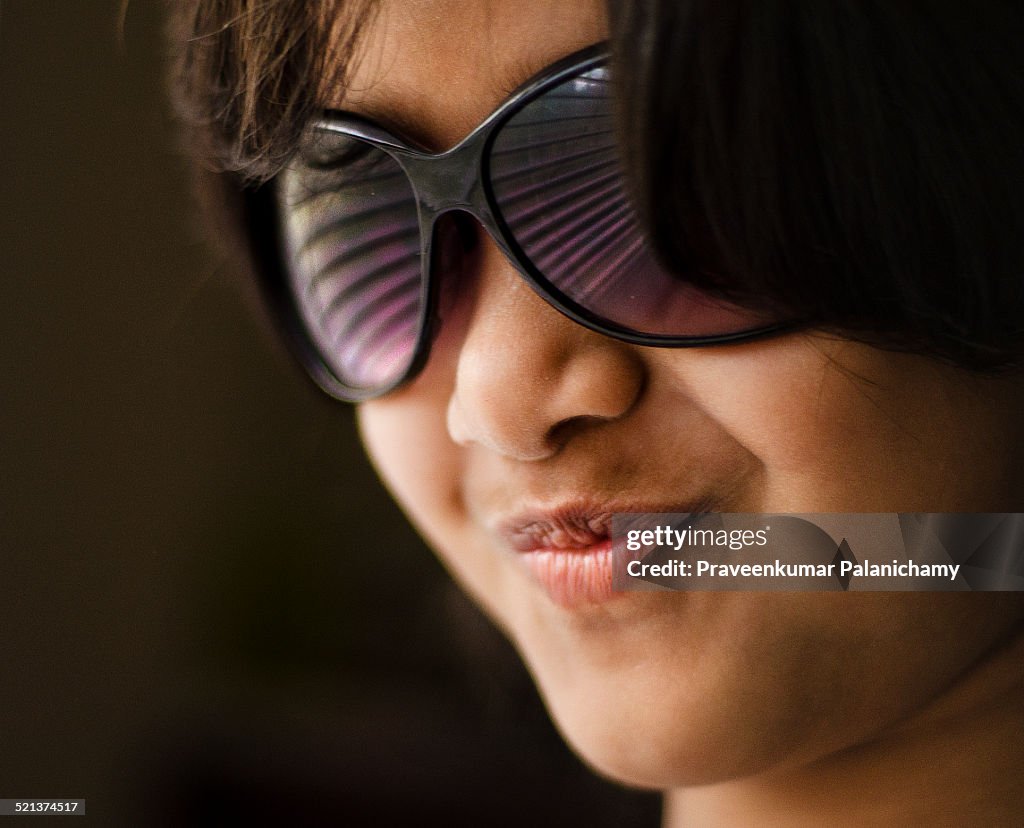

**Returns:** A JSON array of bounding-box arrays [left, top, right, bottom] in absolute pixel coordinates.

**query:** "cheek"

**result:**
[[357, 397, 521, 625], [663, 336, 879, 458], [654, 334, 1013, 510], [356, 393, 460, 544], [526, 592, 1023, 789]]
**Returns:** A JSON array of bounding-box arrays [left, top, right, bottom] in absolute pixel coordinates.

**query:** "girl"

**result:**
[[171, 1, 1024, 823]]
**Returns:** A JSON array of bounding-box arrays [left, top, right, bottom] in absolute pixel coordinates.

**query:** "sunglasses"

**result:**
[[256, 43, 786, 402]]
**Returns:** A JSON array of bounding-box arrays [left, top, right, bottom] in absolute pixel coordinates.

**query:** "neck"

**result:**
[[664, 625, 1024, 827]]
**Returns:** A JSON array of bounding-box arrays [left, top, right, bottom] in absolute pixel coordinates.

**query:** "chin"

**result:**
[[521, 655, 801, 790], [498, 597, 814, 791]]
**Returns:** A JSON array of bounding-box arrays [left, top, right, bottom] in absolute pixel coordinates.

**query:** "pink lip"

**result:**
[[518, 539, 616, 608], [496, 501, 708, 609], [503, 507, 613, 552]]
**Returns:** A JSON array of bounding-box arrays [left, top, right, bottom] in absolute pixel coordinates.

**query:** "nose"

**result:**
[[444, 229, 645, 461]]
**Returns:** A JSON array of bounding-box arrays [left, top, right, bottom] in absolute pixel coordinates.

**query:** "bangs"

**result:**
[[612, 0, 1024, 368], [169, 0, 377, 182]]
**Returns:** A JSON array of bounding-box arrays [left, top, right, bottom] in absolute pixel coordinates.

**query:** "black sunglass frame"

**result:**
[[247, 42, 790, 403]]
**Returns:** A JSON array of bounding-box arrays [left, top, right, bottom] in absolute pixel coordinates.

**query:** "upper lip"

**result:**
[[495, 498, 714, 553], [500, 506, 613, 552]]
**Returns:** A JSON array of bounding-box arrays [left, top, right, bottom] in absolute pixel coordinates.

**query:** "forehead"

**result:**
[[332, 0, 608, 149]]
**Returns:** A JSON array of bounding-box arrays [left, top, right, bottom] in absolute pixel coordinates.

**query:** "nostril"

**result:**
[[546, 414, 617, 451]]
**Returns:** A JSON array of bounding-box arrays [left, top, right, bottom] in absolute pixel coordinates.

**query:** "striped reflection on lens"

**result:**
[[489, 67, 768, 338], [278, 138, 423, 392]]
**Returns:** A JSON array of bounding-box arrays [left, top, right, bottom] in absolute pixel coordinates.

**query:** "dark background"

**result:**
[[0, 2, 659, 824]]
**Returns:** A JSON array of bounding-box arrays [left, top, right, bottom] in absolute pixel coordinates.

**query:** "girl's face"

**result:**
[[346, 0, 1024, 787]]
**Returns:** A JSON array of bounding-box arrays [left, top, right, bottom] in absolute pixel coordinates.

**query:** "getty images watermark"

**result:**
[[611, 513, 1024, 591]]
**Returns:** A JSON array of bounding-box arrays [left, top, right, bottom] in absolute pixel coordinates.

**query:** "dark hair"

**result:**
[[170, 0, 1024, 370], [610, 0, 1024, 368], [168, 0, 374, 180]]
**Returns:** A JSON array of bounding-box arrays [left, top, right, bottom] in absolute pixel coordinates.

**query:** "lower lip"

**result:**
[[518, 539, 618, 608]]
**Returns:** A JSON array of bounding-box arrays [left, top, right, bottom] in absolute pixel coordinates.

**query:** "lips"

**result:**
[[490, 506, 612, 607], [495, 502, 703, 608], [503, 508, 613, 552]]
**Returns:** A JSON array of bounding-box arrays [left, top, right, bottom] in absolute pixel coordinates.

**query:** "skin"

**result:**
[[336, 0, 1024, 822]]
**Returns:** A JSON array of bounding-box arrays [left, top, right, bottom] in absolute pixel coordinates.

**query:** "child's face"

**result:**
[[342, 0, 1024, 787]]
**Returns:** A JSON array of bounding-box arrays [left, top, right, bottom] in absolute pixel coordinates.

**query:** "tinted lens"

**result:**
[[277, 135, 424, 393], [489, 66, 770, 338]]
